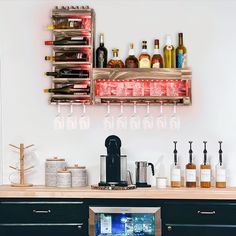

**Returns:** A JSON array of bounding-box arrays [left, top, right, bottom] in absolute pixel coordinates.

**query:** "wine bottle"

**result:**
[[45, 69, 89, 78], [170, 141, 181, 188], [44, 85, 90, 95], [139, 41, 151, 68], [45, 52, 87, 62], [125, 43, 139, 68], [45, 37, 88, 46], [163, 35, 175, 68], [96, 33, 108, 68], [216, 141, 226, 188], [185, 141, 197, 188], [176, 33, 187, 68], [151, 39, 163, 68], [47, 19, 82, 30], [107, 49, 125, 68], [200, 141, 211, 188]]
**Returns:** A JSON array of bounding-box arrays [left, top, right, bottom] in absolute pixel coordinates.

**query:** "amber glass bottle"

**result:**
[[200, 141, 211, 188], [107, 48, 125, 68], [185, 141, 197, 188], [125, 43, 139, 68], [151, 39, 163, 68], [139, 41, 151, 68]]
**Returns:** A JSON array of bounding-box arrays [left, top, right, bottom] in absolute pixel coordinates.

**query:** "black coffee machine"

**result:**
[[99, 135, 128, 186]]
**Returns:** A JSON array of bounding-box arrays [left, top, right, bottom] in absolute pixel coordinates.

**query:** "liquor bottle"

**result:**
[[139, 41, 151, 68], [45, 37, 88, 46], [170, 141, 181, 188], [185, 141, 197, 188], [216, 141, 226, 188], [45, 68, 89, 78], [163, 35, 175, 68], [200, 141, 211, 188], [107, 48, 125, 68], [47, 19, 82, 30], [96, 33, 108, 68], [125, 43, 139, 68], [45, 52, 87, 62], [151, 39, 163, 68], [44, 85, 90, 95], [176, 33, 187, 68]]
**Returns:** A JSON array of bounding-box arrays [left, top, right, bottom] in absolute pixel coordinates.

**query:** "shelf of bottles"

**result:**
[[93, 68, 192, 105], [45, 6, 95, 104]]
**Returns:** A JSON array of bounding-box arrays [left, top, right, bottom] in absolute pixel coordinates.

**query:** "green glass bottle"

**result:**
[[163, 35, 175, 68], [176, 33, 187, 68]]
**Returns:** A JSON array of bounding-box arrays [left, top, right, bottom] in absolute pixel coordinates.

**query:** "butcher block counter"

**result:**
[[0, 185, 235, 200]]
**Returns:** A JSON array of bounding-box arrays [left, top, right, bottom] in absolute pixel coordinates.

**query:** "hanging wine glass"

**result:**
[[116, 101, 128, 130], [129, 101, 141, 130], [79, 103, 90, 130], [156, 101, 167, 130], [66, 104, 77, 130], [169, 102, 180, 130], [104, 101, 114, 131], [54, 104, 64, 130], [142, 102, 154, 130]]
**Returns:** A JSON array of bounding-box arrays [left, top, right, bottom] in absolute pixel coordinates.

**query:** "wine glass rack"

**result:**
[[46, 6, 96, 105]]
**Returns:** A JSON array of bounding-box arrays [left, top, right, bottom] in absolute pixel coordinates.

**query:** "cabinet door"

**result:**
[[0, 223, 86, 236], [164, 224, 236, 236]]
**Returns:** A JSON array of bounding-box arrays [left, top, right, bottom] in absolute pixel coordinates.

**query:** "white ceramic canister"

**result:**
[[67, 165, 88, 187], [56, 169, 72, 188], [45, 157, 66, 187]]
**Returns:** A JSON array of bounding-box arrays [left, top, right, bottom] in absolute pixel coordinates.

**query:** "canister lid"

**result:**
[[46, 157, 65, 161], [67, 164, 86, 169], [57, 168, 71, 173]]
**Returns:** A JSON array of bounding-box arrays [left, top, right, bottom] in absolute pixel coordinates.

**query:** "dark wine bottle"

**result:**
[[45, 52, 87, 62], [44, 85, 90, 95], [96, 33, 108, 68], [45, 69, 89, 78], [45, 37, 88, 46]]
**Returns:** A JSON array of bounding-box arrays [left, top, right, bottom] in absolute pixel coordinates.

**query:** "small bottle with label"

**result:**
[[185, 141, 197, 188], [171, 141, 181, 188], [216, 141, 226, 188], [139, 41, 151, 68], [200, 141, 211, 188]]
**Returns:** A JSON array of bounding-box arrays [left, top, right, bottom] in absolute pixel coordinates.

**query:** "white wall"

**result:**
[[0, 0, 236, 186]]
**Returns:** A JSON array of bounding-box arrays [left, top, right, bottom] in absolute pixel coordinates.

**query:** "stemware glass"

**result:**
[[169, 102, 181, 130], [142, 102, 154, 130], [104, 101, 114, 130], [156, 101, 167, 129], [129, 101, 141, 130], [116, 101, 128, 130], [79, 103, 90, 130], [66, 104, 77, 130], [54, 104, 64, 130]]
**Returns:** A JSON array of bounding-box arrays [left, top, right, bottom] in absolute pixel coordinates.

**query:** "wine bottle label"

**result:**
[[171, 169, 181, 181], [68, 18, 82, 22], [186, 169, 196, 182], [97, 51, 106, 68], [200, 169, 211, 182], [152, 62, 160, 68], [71, 37, 83, 40], [177, 53, 187, 68], [139, 58, 151, 68], [216, 169, 226, 182]]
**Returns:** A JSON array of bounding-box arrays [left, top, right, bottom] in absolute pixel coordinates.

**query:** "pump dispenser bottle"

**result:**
[[216, 141, 226, 188]]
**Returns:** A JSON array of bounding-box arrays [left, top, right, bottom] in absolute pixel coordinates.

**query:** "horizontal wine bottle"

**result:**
[[44, 86, 90, 95], [47, 19, 82, 30], [45, 37, 88, 46], [45, 52, 87, 62], [45, 69, 89, 78]]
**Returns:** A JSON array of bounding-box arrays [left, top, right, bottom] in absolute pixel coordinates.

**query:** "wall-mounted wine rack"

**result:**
[[46, 6, 96, 104]]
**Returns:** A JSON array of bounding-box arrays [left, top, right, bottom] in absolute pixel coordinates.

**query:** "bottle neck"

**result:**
[[142, 45, 147, 53], [179, 34, 183, 46], [153, 47, 160, 55], [100, 34, 104, 45], [113, 52, 119, 58], [129, 48, 135, 56]]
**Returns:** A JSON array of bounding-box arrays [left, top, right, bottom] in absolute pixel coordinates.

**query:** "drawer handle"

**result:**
[[33, 210, 51, 214], [197, 210, 216, 215]]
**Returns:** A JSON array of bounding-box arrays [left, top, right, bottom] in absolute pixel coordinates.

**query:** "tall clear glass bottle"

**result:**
[[216, 141, 226, 188], [171, 141, 181, 188]]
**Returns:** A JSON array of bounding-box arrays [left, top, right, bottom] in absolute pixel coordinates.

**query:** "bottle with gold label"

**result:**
[[200, 141, 211, 188], [151, 39, 163, 68], [107, 48, 125, 68], [139, 41, 151, 68], [163, 35, 175, 68], [216, 141, 226, 188], [170, 141, 181, 188], [125, 43, 139, 68], [185, 141, 197, 188]]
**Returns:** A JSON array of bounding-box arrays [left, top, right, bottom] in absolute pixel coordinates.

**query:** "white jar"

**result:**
[[67, 165, 87, 187], [56, 169, 72, 188], [156, 177, 168, 188], [45, 157, 66, 187]]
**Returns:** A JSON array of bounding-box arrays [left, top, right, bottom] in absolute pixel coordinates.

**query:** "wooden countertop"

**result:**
[[0, 185, 236, 200]]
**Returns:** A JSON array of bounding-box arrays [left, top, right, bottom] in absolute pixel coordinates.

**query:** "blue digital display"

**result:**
[[95, 213, 155, 236]]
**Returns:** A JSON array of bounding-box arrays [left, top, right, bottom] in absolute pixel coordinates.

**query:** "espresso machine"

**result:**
[[99, 135, 128, 186]]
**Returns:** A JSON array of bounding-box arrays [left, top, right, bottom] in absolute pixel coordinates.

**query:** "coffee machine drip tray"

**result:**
[[136, 182, 151, 188], [91, 185, 136, 190]]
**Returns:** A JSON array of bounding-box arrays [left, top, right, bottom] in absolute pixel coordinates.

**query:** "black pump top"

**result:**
[[173, 141, 178, 165], [189, 141, 193, 163], [203, 141, 207, 165], [219, 141, 223, 165], [105, 135, 121, 156]]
